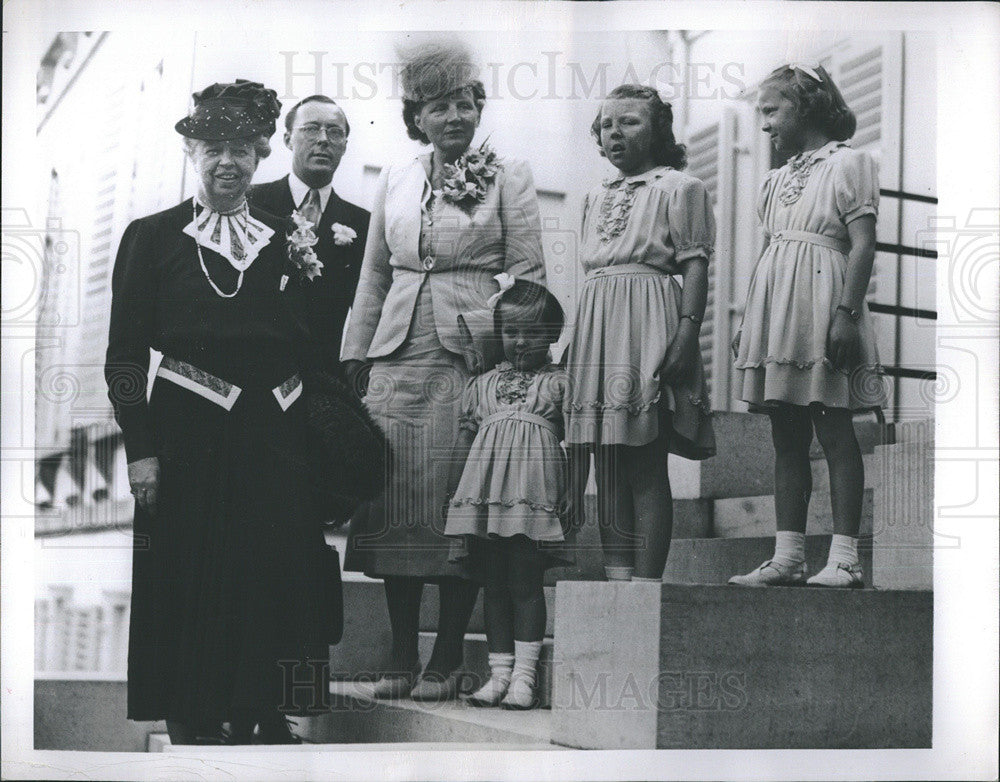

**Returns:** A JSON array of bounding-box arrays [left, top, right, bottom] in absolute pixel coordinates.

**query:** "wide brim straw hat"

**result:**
[[397, 36, 480, 102], [175, 79, 282, 141]]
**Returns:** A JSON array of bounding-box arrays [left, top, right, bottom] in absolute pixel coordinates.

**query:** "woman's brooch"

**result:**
[[438, 141, 502, 212]]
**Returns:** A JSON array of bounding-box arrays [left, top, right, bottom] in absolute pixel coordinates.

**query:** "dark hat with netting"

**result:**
[[175, 79, 282, 141]]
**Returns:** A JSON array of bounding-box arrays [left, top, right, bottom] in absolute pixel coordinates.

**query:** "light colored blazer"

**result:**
[[341, 153, 545, 361]]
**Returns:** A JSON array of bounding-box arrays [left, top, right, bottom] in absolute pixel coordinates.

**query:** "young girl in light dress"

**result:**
[[729, 64, 885, 589], [444, 280, 583, 709], [564, 84, 716, 584]]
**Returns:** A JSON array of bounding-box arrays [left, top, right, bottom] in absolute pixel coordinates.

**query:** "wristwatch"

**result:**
[[680, 313, 702, 325], [836, 304, 861, 322]]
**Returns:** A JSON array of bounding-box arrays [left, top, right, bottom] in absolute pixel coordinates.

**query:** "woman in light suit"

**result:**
[[341, 40, 546, 701]]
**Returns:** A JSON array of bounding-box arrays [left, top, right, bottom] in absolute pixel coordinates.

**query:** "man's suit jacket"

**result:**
[[249, 175, 370, 373]]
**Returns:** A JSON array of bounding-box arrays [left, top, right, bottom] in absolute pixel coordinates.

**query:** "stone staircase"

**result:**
[[113, 413, 942, 752], [308, 413, 933, 750], [34, 413, 934, 753]]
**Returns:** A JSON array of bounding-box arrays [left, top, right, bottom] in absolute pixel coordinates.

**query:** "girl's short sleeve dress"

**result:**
[[445, 363, 574, 571], [564, 166, 715, 459], [734, 141, 886, 410]]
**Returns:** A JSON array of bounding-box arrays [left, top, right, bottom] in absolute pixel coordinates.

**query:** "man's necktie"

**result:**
[[300, 188, 322, 227]]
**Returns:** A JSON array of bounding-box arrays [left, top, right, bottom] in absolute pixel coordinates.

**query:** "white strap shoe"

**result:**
[[728, 559, 807, 587], [499, 672, 538, 710], [466, 674, 511, 707], [806, 562, 864, 588]]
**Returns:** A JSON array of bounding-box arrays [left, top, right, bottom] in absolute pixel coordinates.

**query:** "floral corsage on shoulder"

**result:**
[[438, 140, 502, 212], [282, 210, 324, 289]]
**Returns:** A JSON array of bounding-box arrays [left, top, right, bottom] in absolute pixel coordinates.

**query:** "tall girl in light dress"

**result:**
[[565, 85, 716, 583], [729, 64, 885, 589], [445, 280, 583, 709]]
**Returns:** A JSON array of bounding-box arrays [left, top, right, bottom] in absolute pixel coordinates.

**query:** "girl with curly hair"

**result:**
[[564, 84, 716, 584], [729, 64, 884, 588]]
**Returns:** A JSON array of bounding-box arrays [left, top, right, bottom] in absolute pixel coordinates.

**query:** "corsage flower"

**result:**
[[438, 140, 501, 212], [331, 222, 357, 246], [285, 209, 324, 284]]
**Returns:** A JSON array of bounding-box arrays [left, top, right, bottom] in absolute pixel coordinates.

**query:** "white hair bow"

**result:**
[[486, 272, 516, 309], [789, 63, 823, 82]]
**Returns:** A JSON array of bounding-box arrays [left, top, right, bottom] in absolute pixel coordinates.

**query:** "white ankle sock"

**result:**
[[605, 565, 633, 581], [631, 576, 662, 583], [772, 531, 806, 567], [469, 651, 513, 704], [827, 534, 859, 567], [511, 640, 541, 685], [502, 640, 542, 708]]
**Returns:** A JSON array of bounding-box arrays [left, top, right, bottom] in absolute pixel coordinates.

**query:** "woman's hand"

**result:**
[[660, 322, 701, 386], [731, 331, 742, 360], [342, 359, 372, 398], [127, 456, 160, 514], [826, 310, 861, 371]]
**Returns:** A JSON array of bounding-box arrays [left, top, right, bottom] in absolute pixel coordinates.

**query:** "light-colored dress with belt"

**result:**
[[734, 140, 886, 410], [565, 166, 716, 458], [445, 362, 574, 571], [341, 153, 545, 577]]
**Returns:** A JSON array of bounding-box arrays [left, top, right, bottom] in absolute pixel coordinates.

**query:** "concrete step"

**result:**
[[292, 681, 554, 746], [872, 423, 935, 590], [551, 581, 932, 749], [332, 532, 873, 684]]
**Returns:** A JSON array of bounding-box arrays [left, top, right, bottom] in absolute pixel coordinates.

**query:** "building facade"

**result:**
[[33, 29, 935, 607]]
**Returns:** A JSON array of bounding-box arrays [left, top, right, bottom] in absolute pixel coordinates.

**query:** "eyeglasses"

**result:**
[[295, 123, 347, 142]]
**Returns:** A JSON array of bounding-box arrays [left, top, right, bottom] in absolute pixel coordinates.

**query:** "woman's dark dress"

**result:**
[[105, 198, 335, 723]]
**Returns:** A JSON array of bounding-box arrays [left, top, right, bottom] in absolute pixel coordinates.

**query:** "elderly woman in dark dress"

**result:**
[[105, 80, 336, 745], [341, 40, 546, 701]]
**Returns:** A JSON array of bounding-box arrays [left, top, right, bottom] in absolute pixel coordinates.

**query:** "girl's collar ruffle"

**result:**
[[603, 165, 672, 188], [786, 139, 850, 168]]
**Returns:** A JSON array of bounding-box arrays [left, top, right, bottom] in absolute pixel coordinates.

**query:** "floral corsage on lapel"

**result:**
[[281, 210, 324, 290], [331, 222, 357, 246], [438, 140, 501, 212]]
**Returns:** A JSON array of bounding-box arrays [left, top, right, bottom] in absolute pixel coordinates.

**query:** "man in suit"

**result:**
[[250, 95, 369, 375]]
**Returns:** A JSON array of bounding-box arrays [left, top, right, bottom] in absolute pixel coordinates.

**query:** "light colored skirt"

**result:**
[[565, 264, 715, 458], [444, 411, 576, 575], [445, 411, 567, 541], [734, 232, 886, 411], [344, 282, 471, 578]]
